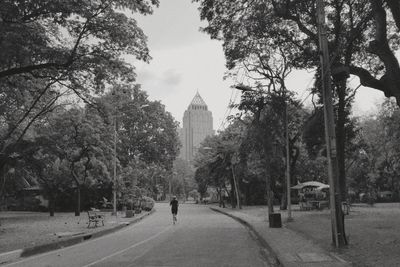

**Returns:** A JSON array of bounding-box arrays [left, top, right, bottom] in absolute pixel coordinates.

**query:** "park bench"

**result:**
[[300, 201, 313, 211], [87, 210, 105, 228]]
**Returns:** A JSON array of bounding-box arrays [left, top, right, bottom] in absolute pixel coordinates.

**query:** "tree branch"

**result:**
[[386, 0, 400, 30], [349, 65, 387, 94]]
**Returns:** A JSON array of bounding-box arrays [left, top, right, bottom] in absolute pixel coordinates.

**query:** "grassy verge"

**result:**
[[0, 210, 147, 253]]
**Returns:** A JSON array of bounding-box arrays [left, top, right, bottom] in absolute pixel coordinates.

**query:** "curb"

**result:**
[[210, 207, 281, 267], [0, 209, 155, 264], [0, 250, 23, 265]]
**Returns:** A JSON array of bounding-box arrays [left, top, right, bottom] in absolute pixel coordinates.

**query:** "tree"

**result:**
[[352, 99, 400, 201], [0, 0, 157, 80], [39, 107, 112, 216], [28, 154, 71, 216], [0, 0, 159, 193], [106, 85, 180, 172], [92, 84, 180, 204], [0, 78, 67, 197], [194, 0, 400, 201], [173, 159, 195, 200], [196, 0, 400, 102], [194, 135, 232, 206]]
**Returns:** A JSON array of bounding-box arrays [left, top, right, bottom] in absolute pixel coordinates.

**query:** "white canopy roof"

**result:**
[[291, 181, 329, 190]]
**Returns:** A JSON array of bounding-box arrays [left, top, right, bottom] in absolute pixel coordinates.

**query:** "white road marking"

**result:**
[[82, 225, 172, 267]]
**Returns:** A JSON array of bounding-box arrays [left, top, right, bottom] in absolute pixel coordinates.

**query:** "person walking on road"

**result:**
[[170, 196, 179, 224]]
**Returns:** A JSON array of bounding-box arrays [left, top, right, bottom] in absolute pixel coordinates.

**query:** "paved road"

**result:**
[[6, 203, 269, 267]]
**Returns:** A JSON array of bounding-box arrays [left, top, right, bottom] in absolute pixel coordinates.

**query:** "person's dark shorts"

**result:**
[[171, 208, 178, 214]]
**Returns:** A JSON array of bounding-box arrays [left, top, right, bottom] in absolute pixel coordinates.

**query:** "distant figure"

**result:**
[[170, 196, 179, 224]]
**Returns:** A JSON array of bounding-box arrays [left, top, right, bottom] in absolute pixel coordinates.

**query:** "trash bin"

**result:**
[[269, 213, 282, 228], [125, 210, 134, 218]]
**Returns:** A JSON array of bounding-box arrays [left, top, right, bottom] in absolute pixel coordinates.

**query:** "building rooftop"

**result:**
[[189, 92, 207, 108]]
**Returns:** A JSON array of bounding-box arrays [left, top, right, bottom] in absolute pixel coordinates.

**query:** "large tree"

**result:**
[[196, 0, 400, 102], [97, 84, 180, 204], [194, 134, 237, 207], [0, 0, 159, 190], [194, 0, 400, 209], [0, 0, 157, 80], [350, 99, 400, 201], [38, 107, 112, 215]]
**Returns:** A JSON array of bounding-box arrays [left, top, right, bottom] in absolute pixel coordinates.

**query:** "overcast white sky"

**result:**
[[132, 0, 385, 130]]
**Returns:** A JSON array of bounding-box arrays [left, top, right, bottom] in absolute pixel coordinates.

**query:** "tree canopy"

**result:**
[[195, 0, 400, 103]]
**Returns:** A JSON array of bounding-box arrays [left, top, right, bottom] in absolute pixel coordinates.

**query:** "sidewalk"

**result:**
[[0, 210, 155, 265], [211, 206, 351, 267]]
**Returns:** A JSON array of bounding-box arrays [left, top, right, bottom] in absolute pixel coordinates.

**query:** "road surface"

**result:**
[[5, 203, 269, 267]]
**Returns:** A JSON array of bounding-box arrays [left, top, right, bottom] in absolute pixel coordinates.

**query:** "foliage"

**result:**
[[195, 0, 400, 103], [172, 158, 195, 199], [1, 83, 180, 213], [194, 0, 395, 204], [348, 99, 400, 201], [0, 0, 159, 191]]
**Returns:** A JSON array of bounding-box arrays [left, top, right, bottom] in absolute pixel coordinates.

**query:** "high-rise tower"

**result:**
[[179, 92, 214, 162]]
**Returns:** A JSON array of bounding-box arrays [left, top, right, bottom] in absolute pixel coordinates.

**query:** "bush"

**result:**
[[141, 196, 155, 211]]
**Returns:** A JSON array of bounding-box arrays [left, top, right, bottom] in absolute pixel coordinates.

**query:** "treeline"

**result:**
[[0, 1, 185, 215], [195, 97, 400, 208], [1, 85, 180, 215], [193, 0, 400, 210]]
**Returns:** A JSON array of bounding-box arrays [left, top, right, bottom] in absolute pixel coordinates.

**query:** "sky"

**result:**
[[131, 0, 385, 130]]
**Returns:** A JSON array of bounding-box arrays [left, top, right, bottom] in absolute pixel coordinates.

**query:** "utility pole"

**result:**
[[316, 0, 346, 247], [112, 111, 117, 216]]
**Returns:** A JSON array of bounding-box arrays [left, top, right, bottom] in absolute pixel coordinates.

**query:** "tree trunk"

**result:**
[[75, 186, 81, 216], [335, 79, 348, 202], [280, 193, 287, 210], [71, 167, 81, 216], [0, 166, 6, 202], [230, 178, 236, 208], [265, 170, 274, 214], [231, 165, 241, 209], [49, 194, 55, 217]]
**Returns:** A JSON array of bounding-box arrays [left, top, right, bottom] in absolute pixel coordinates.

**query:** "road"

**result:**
[[6, 203, 270, 267]]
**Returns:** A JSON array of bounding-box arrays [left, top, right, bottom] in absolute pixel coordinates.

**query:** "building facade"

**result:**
[[179, 92, 214, 162]]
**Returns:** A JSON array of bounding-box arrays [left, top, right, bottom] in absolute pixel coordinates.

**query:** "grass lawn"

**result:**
[[286, 203, 400, 267], [0, 210, 146, 253], [234, 203, 400, 267]]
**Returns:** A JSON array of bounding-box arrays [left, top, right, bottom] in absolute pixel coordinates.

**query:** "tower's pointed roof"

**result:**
[[190, 92, 207, 107]]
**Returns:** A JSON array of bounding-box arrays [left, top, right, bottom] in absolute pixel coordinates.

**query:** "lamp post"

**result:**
[[112, 112, 117, 215], [111, 90, 120, 216]]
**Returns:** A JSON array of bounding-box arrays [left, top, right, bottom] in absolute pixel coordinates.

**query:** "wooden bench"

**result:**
[[300, 201, 313, 211], [87, 210, 105, 228]]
